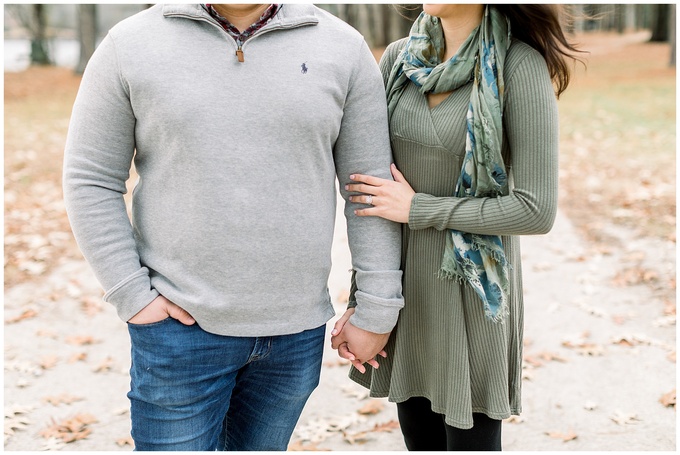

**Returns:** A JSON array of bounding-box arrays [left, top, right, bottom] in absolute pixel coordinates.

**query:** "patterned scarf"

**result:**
[[385, 6, 512, 322]]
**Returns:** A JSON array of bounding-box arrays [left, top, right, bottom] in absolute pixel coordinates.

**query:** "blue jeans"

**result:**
[[127, 318, 325, 451]]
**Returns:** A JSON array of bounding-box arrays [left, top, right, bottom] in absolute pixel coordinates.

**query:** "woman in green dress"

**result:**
[[331, 4, 583, 451]]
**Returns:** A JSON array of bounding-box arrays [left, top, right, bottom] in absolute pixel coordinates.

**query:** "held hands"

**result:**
[[330, 308, 389, 374], [346, 164, 415, 224], [127, 294, 196, 325]]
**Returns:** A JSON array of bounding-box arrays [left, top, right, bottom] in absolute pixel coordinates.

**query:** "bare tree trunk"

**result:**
[[569, 4, 584, 34], [650, 4, 671, 42], [75, 4, 97, 75], [670, 4, 676, 67], [625, 4, 636, 32], [30, 5, 50, 65]]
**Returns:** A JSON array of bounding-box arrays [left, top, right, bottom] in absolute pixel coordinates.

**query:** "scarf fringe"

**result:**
[[438, 267, 510, 324]]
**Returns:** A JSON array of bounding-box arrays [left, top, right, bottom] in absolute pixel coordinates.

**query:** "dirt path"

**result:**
[[4, 199, 675, 450]]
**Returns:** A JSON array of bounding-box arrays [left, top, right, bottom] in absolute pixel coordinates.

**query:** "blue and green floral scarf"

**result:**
[[385, 6, 512, 322]]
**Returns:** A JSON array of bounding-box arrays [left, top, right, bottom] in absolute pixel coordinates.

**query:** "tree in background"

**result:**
[[6, 4, 51, 65], [75, 5, 97, 75], [318, 4, 421, 48]]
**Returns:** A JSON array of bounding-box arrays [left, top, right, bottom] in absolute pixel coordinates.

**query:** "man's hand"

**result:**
[[127, 295, 196, 325], [331, 308, 389, 374]]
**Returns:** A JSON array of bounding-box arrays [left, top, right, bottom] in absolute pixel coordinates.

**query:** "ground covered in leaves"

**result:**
[[4, 31, 676, 451]]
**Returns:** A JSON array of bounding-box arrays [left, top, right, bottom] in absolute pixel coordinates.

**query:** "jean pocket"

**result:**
[[127, 317, 173, 329]]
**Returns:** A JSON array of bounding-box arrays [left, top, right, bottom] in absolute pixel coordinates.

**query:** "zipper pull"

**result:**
[[236, 40, 244, 62]]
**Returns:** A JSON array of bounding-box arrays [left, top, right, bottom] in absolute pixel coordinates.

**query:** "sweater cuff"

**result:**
[[103, 268, 159, 322], [349, 290, 403, 334]]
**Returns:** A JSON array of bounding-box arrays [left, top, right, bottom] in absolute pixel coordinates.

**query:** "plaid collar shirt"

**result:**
[[204, 4, 281, 45]]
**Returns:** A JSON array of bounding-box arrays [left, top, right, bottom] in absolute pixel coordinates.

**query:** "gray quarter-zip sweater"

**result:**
[[63, 4, 404, 336]]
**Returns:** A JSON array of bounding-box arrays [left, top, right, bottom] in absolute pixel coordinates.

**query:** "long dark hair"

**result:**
[[495, 4, 586, 98]]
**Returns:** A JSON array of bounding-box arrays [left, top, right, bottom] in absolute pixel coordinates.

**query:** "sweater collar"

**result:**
[[162, 4, 319, 28]]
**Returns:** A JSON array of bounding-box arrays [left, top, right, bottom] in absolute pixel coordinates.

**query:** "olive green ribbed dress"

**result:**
[[349, 38, 559, 430]]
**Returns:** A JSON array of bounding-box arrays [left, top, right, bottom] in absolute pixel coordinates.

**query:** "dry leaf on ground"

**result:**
[[583, 401, 598, 411], [4, 406, 33, 444], [371, 420, 400, 432], [343, 430, 370, 445], [68, 352, 88, 363], [612, 267, 659, 286], [65, 335, 99, 346], [93, 356, 115, 373], [5, 309, 38, 324], [80, 296, 103, 316], [39, 413, 98, 443], [504, 415, 525, 424], [116, 435, 135, 447], [609, 411, 641, 425], [659, 389, 676, 408], [322, 358, 350, 368], [336, 288, 350, 304], [357, 399, 384, 415], [40, 355, 59, 370], [562, 332, 605, 356], [288, 439, 331, 451], [545, 430, 578, 442], [43, 394, 84, 406]]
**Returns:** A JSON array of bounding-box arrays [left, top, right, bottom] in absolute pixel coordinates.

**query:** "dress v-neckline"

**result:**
[[427, 91, 455, 111]]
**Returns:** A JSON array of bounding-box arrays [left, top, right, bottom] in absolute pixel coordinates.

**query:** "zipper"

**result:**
[[166, 11, 317, 64]]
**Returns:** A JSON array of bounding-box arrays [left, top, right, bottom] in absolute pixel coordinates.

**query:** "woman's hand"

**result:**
[[346, 164, 415, 224], [331, 308, 388, 374]]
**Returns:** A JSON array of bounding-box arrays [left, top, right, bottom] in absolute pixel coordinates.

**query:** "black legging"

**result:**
[[397, 396, 502, 451]]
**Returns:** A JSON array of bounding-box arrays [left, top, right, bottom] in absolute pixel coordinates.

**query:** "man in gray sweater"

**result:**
[[63, 3, 403, 451]]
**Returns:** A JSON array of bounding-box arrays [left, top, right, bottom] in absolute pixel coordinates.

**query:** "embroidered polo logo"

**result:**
[[301, 63, 308, 74]]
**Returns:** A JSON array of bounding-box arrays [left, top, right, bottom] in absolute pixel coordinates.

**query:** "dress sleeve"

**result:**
[[408, 46, 559, 236]]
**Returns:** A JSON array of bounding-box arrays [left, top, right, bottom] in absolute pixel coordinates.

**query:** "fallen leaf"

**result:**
[[340, 385, 369, 400], [116, 435, 135, 447], [343, 430, 370, 445], [39, 437, 67, 451], [288, 439, 330, 451], [659, 389, 676, 408], [609, 411, 641, 425], [336, 289, 350, 304], [39, 413, 98, 443], [652, 315, 676, 328], [539, 351, 568, 363], [545, 430, 577, 442], [583, 401, 598, 411], [4, 405, 34, 443], [371, 420, 400, 432], [322, 358, 350, 368], [612, 267, 659, 287], [611, 314, 629, 325], [39, 355, 59, 370], [562, 333, 605, 356], [357, 399, 384, 415], [504, 415, 525, 424], [43, 394, 84, 406], [36, 329, 59, 339], [5, 309, 38, 324], [80, 296, 102, 316], [93, 357, 115, 373], [68, 352, 88, 363], [65, 335, 99, 346], [523, 355, 543, 368], [663, 299, 676, 316]]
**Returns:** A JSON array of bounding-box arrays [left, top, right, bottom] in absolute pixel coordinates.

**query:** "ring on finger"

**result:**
[[366, 195, 373, 205]]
